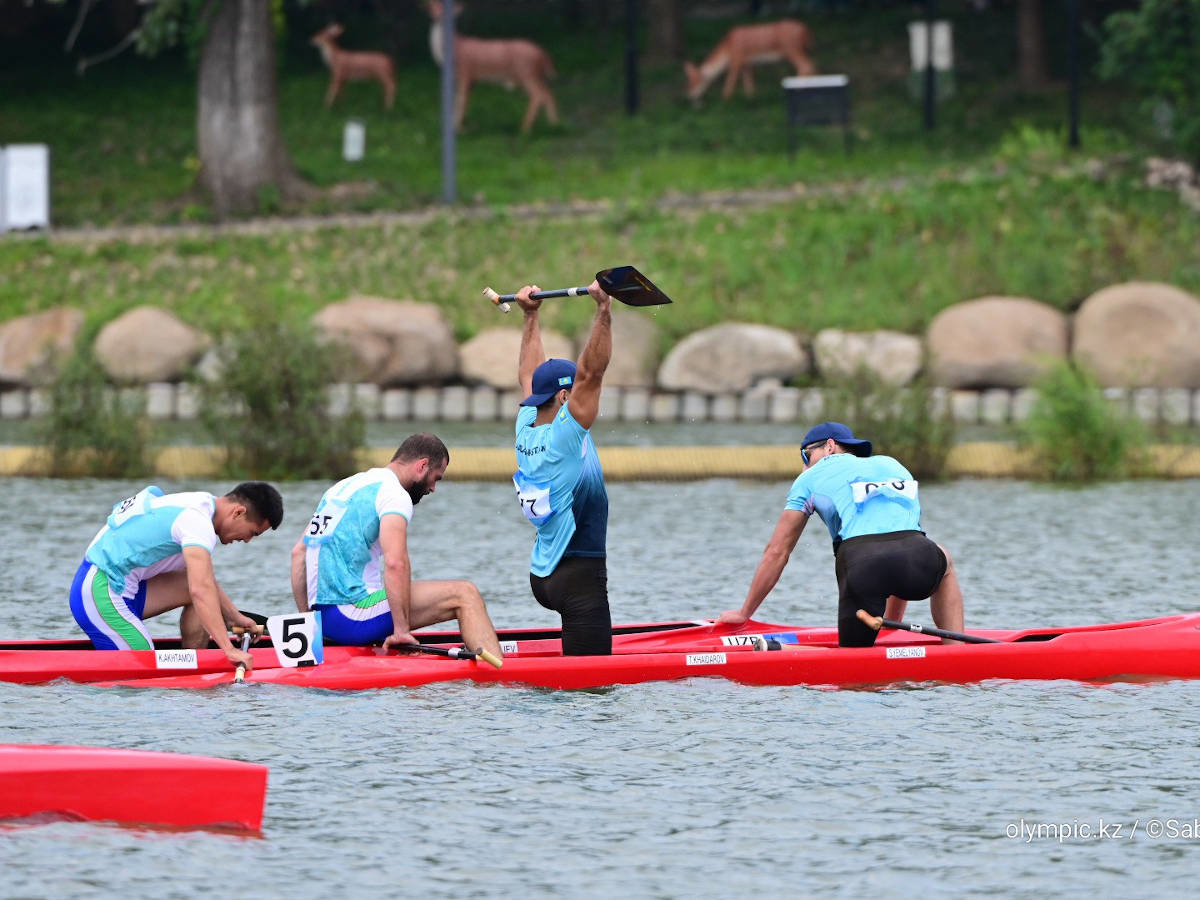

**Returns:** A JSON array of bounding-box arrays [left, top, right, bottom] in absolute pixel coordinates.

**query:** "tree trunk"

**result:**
[[646, 0, 684, 63], [1016, 0, 1049, 90], [197, 0, 304, 216]]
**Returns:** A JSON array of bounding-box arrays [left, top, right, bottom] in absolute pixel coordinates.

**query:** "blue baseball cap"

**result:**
[[520, 358, 577, 407], [801, 422, 872, 457]]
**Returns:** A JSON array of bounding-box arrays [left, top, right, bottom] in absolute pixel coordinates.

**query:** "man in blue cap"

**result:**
[[512, 279, 614, 655], [717, 421, 964, 646]]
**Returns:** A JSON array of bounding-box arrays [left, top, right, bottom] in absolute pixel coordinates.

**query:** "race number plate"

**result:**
[[266, 612, 324, 667]]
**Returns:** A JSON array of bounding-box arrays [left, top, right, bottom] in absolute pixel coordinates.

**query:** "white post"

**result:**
[[0, 144, 51, 232]]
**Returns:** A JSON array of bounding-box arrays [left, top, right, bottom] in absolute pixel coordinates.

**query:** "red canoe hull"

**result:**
[[0, 744, 267, 831], [3, 614, 1197, 691]]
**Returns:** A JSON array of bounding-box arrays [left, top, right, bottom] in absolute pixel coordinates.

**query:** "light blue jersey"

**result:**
[[72, 486, 219, 650], [303, 467, 413, 607], [785, 453, 922, 551], [514, 404, 608, 577], [85, 486, 219, 595]]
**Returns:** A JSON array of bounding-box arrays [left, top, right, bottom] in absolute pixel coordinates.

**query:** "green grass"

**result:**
[[1, 4, 1196, 346]]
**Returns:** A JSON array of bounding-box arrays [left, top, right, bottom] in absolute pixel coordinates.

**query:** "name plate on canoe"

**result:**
[[885, 646, 926, 659], [155, 649, 198, 669], [686, 653, 727, 666]]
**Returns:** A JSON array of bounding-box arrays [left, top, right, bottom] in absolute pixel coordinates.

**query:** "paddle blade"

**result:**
[[595, 266, 672, 307]]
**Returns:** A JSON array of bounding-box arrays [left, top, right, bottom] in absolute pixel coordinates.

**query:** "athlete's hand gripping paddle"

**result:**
[[483, 265, 672, 313]]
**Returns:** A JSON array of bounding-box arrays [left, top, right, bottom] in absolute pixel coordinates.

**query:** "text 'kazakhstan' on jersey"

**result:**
[[303, 467, 413, 606], [785, 453, 923, 550], [514, 403, 608, 577], [84, 486, 218, 597]]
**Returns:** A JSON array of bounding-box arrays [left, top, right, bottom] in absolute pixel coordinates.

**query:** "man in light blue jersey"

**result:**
[[718, 422, 964, 647], [291, 433, 502, 660], [512, 280, 613, 655], [70, 482, 284, 672]]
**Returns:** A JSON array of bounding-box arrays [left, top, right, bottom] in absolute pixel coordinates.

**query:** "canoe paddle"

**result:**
[[855, 609, 1000, 644], [233, 633, 253, 683], [483, 265, 672, 313], [390, 643, 504, 669]]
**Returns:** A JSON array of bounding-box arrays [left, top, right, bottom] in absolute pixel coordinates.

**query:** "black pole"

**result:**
[[625, 0, 639, 115], [440, 8, 457, 204], [1067, 0, 1081, 148], [923, 0, 936, 131]]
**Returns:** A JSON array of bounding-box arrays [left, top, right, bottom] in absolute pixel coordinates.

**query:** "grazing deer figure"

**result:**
[[427, 1, 558, 134], [311, 23, 396, 110], [684, 20, 816, 105]]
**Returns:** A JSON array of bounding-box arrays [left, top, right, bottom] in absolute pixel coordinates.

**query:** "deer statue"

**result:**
[[684, 20, 816, 105], [310, 23, 396, 110], [427, 1, 558, 134]]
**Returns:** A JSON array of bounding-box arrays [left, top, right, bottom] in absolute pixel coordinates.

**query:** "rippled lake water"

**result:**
[[2, 475, 1199, 897]]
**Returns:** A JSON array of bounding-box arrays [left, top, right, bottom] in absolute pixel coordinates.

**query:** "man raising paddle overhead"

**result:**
[[717, 422, 965, 647], [291, 432, 502, 661], [70, 482, 284, 673], [512, 280, 614, 655]]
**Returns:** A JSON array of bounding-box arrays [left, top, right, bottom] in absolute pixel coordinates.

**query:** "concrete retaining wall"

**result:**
[[5, 383, 1200, 426]]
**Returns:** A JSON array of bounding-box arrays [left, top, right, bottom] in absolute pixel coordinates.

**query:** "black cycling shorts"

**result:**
[[834, 530, 948, 648], [530, 555, 611, 656]]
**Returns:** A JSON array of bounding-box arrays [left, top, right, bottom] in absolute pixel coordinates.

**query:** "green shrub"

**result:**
[[1021, 362, 1145, 481], [821, 367, 956, 480], [36, 342, 151, 477], [198, 320, 365, 480]]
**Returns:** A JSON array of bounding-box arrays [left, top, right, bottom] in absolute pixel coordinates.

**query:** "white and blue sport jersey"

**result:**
[[84, 486, 219, 596], [786, 453, 922, 551], [303, 467, 413, 607], [514, 404, 608, 577]]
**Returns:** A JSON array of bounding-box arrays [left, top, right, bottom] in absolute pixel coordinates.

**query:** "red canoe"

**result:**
[[0, 744, 267, 831], [3, 614, 1200, 690]]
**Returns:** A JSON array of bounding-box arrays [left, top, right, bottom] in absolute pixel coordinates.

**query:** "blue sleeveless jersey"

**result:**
[[785, 453, 923, 551], [514, 404, 608, 577]]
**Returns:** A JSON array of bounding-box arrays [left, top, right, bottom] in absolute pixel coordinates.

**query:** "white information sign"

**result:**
[[267, 612, 324, 667]]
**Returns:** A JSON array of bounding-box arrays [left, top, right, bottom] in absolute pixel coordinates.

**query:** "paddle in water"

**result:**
[[855, 609, 1000, 644], [233, 632, 253, 683], [483, 265, 672, 313]]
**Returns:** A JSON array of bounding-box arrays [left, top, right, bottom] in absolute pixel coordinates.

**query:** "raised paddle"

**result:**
[[390, 643, 504, 669], [855, 609, 999, 644], [483, 265, 672, 313]]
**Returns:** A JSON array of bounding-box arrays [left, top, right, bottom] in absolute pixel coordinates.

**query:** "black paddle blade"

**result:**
[[596, 266, 672, 307]]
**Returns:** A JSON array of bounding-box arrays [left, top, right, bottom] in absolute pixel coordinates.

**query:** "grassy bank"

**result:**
[[2, 4, 1197, 345], [3, 165, 1198, 348]]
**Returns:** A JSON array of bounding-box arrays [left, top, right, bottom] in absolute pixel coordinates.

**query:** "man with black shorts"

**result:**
[[717, 421, 964, 647], [512, 279, 613, 655]]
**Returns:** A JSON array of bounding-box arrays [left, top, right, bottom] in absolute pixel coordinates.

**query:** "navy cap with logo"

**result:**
[[520, 358, 578, 407], [801, 421, 872, 458]]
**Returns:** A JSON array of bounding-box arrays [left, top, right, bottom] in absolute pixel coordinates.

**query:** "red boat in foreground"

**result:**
[[2, 613, 1199, 690], [0, 744, 267, 831]]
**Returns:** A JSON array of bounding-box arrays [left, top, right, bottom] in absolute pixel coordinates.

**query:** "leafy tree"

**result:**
[[1098, 0, 1200, 162]]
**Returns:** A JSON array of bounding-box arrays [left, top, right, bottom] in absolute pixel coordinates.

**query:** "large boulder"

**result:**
[[459, 327, 575, 389], [0, 307, 85, 387], [577, 309, 660, 388], [927, 297, 1069, 388], [657, 323, 808, 392], [1072, 282, 1200, 387], [93, 307, 211, 383], [812, 329, 923, 386], [312, 296, 460, 386]]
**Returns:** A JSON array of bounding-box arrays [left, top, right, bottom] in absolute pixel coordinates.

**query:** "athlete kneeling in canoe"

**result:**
[[717, 422, 965, 647], [291, 433, 502, 660], [70, 482, 284, 672]]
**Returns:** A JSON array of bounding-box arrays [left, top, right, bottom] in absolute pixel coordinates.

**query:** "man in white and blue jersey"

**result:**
[[69, 482, 284, 672], [718, 422, 965, 647], [291, 433, 502, 659], [512, 280, 613, 655]]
